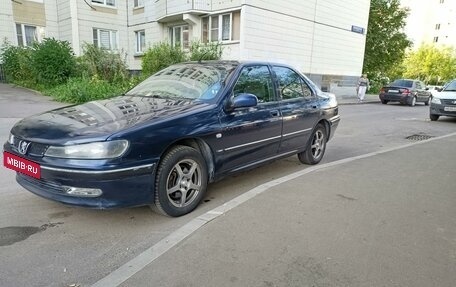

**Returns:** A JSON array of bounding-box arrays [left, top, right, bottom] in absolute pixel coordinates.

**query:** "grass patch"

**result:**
[[43, 78, 128, 104]]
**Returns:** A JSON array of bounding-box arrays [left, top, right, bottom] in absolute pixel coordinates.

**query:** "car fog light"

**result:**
[[62, 186, 103, 197]]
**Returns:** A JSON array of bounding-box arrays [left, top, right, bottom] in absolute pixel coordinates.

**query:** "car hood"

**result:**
[[11, 96, 209, 145], [434, 91, 456, 99]]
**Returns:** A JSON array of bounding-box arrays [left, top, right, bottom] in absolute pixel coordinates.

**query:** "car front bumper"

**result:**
[[430, 103, 456, 118], [328, 115, 340, 140], [4, 143, 156, 208]]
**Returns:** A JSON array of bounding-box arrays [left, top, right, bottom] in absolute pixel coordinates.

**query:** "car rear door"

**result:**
[[272, 66, 320, 153], [417, 81, 430, 101], [216, 64, 282, 173]]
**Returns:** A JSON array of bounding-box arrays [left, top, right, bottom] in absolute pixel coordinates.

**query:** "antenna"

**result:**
[[198, 50, 210, 63]]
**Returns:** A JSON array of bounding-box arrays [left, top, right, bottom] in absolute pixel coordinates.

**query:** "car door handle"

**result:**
[[270, 110, 280, 117]]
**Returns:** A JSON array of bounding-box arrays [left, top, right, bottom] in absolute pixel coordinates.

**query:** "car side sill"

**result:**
[[230, 150, 298, 173]]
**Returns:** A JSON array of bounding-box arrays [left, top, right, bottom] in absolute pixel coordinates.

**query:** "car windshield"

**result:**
[[443, 80, 456, 91], [391, 79, 413, 88], [126, 62, 237, 100]]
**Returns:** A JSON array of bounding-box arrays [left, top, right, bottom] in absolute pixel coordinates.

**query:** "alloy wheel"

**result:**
[[166, 159, 202, 208]]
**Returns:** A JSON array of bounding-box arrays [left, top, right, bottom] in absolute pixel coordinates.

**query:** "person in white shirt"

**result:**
[[357, 74, 369, 102]]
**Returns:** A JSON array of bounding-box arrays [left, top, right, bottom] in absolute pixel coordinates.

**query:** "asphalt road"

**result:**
[[0, 84, 455, 287]]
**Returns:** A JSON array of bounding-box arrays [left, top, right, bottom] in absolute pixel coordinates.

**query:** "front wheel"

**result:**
[[381, 99, 389, 105], [298, 123, 327, 165], [152, 145, 208, 217], [430, 114, 439, 121], [424, 97, 430, 106]]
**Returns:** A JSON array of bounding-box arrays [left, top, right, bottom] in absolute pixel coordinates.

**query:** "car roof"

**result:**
[[184, 60, 298, 69], [393, 79, 418, 82]]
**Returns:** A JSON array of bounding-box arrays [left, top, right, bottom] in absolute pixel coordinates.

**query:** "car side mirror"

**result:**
[[425, 87, 429, 91], [226, 93, 258, 112], [437, 87, 443, 92]]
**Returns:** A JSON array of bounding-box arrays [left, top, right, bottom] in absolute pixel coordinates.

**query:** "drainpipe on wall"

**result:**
[[70, 0, 81, 55]]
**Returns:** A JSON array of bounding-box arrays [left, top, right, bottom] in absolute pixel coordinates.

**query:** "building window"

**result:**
[[202, 11, 240, 43], [169, 25, 190, 49], [435, 23, 441, 30], [433, 36, 439, 42], [92, 0, 115, 7], [93, 28, 118, 50], [134, 0, 144, 8], [16, 23, 44, 47], [135, 30, 145, 53]]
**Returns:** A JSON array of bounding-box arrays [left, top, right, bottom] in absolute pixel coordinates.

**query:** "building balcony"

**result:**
[[155, 0, 241, 22]]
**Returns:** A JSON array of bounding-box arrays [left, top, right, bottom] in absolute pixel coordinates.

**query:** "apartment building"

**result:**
[[402, 0, 456, 47], [0, 0, 370, 92]]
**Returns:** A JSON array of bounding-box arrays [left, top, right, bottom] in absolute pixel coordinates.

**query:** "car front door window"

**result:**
[[233, 66, 275, 103]]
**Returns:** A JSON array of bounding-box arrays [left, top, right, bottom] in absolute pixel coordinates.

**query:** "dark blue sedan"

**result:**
[[3, 61, 340, 217]]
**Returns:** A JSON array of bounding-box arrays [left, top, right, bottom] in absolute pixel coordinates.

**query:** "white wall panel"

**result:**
[[0, 1, 16, 46], [241, 5, 314, 71], [310, 25, 366, 75], [241, 0, 369, 78]]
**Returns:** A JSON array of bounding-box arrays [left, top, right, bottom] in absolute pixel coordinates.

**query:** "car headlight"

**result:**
[[8, 133, 15, 145], [431, 97, 441, 104], [45, 140, 129, 159]]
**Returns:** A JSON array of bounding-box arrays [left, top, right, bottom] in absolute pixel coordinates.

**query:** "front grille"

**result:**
[[441, 99, 456, 105], [17, 173, 65, 195], [10, 137, 48, 157], [28, 143, 49, 156]]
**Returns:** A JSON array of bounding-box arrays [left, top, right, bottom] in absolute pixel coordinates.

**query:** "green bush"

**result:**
[[189, 41, 223, 61], [78, 43, 128, 83], [141, 42, 187, 77], [0, 41, 34, 85], [43, 77, 128, 103], [368, 75, 390, 94], [31, 38, 76, 86]]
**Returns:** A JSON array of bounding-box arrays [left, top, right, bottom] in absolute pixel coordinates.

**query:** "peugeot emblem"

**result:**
[[18, 140, 30, 155]]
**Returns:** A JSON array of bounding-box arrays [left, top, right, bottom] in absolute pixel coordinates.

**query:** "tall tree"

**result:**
[[403, 44, 456, 84], [363, 0, 412, 80]]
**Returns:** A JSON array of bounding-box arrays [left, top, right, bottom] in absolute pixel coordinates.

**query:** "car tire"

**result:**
[[408, 96, 417, 107], [430, 114, 439, 121], [298, 123, 327, 165], [381, 100, 389, 105], [424, 97, 430, 106], [152, 145, 208, 217]]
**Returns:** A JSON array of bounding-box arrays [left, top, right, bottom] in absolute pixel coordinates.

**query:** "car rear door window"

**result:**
[[273, 66, 313, 99]]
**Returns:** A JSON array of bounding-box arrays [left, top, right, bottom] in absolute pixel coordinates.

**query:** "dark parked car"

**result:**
[[379, 79, 431, 106], [430, 79, 456, 121], [3, 61, 340, 217]]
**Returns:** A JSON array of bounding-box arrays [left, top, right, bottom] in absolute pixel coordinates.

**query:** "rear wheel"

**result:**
[[152, 145, 208, 217], [430, 114, 439, 121], [298, 123, 327, 165], [408, 96, 417, 107], [381, 100, 389, 105]]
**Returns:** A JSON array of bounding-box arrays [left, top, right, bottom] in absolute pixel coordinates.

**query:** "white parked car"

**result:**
[[426, 85, 442, 97], [430, 80, 456, 121]]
